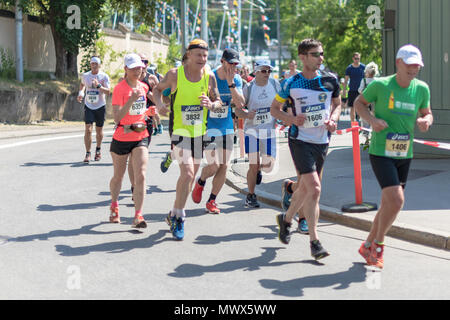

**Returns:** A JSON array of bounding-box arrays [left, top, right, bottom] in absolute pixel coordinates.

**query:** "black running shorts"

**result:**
[[110, 137, 150, 155], [84, 105, 106, 127], [369, 154, 412, 189], [288, 138, 328, 175], [346, 90, 359, 107]]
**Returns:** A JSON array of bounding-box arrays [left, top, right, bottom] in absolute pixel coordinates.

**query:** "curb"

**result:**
[[226, 166, 450, 251]]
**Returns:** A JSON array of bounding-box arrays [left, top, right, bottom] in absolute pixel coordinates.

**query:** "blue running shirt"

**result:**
[[207, 69, 243, 136], [276, 71, 340, 144]]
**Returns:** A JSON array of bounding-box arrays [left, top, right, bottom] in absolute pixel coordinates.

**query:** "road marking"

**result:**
[[0, 130, 114, 150]]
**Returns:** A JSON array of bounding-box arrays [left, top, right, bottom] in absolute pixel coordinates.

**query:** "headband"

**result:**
[[91, 57, 101, 64], [187, 44, 208, 51]]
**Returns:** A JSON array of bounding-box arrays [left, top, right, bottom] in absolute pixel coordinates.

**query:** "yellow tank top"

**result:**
[[171, 65, 209, 137]]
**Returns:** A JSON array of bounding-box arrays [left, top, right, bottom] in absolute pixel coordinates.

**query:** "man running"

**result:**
[[191, 48, 245, 214], [152, 39, 222, 240], [77, 56, 111, 163], [270, 39, 341, 260], [354, 44, 432, 269], [235, 60, 281, 208]]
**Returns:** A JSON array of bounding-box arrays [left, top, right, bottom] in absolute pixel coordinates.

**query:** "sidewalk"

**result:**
[[226, 118, 450, 250]]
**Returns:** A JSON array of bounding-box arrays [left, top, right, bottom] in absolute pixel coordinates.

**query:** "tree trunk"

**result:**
[[50, 21, 67, 79]]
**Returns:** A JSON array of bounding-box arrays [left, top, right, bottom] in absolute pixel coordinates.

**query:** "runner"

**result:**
[[191, 48, 245, 214], [109, 53, 154, 229], [128, 53, 159, 199], [148, 63, 164, 135], [270, 39, 341, 260], [77, 56, 111, 163], [354, 44, 432, 269], [152, 39, 223, 240], [235, 60, 281, 208]]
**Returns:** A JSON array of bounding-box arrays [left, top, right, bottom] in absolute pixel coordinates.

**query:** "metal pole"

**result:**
[[247, 3, 253, 56], [15, 0, 23, 82], [181, 0, 187, 53], [238, 0, 242, 52], [201, 0, 208, 43], [276, 0, 282, 78], [215, 6, 227, 66], [191, 0, 200, 40]]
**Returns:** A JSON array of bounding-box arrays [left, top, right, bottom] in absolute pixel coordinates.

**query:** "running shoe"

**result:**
[[245, 193, 260, 208], [83, 151, 91, 163], [298, 218, 309, 234], [173, 217, 185, 241], [358, 241, 372, 263], [132, 215, 147, 228], [160, 151, 172, 173], [367, 243, 384, 269], [256, 170, 262, 185], [276, 213, 291, 245], [281, 179, 293, 210], [191, 180, 204, 204], [157, 124, 163, 134], [94, 148, 101, 161], [109, 206, 120, 223], [166, 212, 176, 232], [310, 240, 330, 260], [205, 200, 220, 214]]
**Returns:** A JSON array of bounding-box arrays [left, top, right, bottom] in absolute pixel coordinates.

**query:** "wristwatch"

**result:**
[[228, 83, 236, 88], [96, 83, 102, 89]]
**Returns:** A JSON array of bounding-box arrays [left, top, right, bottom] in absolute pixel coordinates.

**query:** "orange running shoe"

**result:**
[[132, 215, 147, 228], [109, 206, 120, 223], [358, 241, 372, 263], [191, 180, 204, 204], [368, 243, 384, 269], [206, 200, 220, 214]]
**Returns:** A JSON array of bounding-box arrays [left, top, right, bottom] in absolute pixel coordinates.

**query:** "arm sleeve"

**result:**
[[275, 78, 290, 102], [419, 83, 431, 109], [111, 86, 123, 106]]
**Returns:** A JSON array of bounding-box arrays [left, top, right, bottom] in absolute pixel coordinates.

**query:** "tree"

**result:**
[[0, 0, 157, 79]]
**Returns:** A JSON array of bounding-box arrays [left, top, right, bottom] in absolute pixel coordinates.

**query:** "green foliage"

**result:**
[[0, 47, 15, 79]]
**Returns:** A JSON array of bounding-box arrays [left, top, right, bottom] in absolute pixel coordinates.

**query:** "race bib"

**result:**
[[86, 90, 99, 104], [385, 133, 410, 157], [209, 105, 229, 119], [301, 103, 326, 128], [182, 105, 203, 125], [129, 96, 146, 115], [254, 107, 272, 125]]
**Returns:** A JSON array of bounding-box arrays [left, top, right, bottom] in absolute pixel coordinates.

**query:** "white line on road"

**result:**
[[0, 130, 114, 150]]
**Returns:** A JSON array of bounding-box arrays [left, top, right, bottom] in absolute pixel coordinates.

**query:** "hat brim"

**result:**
[[126, 62, 145, 69], [403, 58, 424, 67], [225, 58, 240, 64]]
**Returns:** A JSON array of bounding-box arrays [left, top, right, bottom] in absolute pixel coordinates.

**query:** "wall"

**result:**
[[384, 0, 450, 158]]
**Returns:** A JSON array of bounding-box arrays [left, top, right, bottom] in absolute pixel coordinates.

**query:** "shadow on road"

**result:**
[[21, 162, 112, 167], [168, 247, 301, 278], [259, 262, 367, 297]]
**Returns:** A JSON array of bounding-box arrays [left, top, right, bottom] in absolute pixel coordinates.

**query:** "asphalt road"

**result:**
[[1, 129, 449, 300]]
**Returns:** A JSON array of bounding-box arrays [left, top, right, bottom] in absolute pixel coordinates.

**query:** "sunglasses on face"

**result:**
[[308, 52, 324, 58], [260, 69, 272, 74], [353, 57, 360, 60], [141, 60, 149, 65]]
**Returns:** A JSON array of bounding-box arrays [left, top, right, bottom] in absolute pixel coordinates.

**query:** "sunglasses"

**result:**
[[260, 69, 272, 74], [141, 60, 149, 65], [308, 52, 324, 57], [353, 57, 360, 60]]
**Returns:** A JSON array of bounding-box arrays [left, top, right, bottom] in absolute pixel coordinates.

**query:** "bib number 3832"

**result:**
[[182, 105, 203, 125]]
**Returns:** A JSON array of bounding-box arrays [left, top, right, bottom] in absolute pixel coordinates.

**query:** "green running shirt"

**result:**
[[362, 74, 430, 159]]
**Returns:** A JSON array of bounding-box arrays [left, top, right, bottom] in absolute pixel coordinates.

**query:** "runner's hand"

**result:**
[[416, 117, 431, 132], [77, 95, 83, 103], [325, 119, 337, 132], [158, 105, 169, 116], [130, 88, 141, 102], [92, 79, 99, 88], [225, 64, 236, 84], [370, 118, 388, 132], [199, 93, 213, 109], [292, 114, 306, 127], [247, 110, 256, 120]]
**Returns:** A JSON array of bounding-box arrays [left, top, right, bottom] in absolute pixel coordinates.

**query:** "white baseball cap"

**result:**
[[254, 59, 273, 71], [124, 53, 145, 69], [396, 44, 424, 67], [90, 56, 101, 64]]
